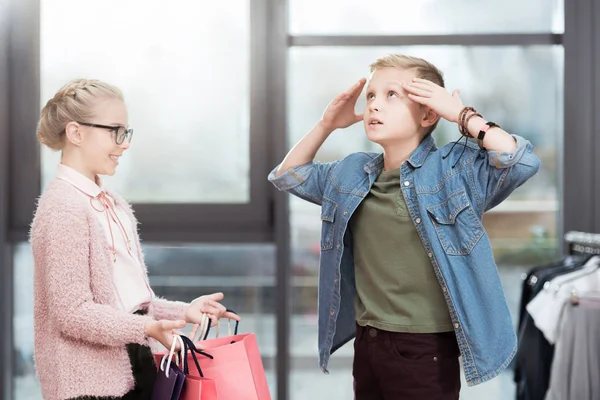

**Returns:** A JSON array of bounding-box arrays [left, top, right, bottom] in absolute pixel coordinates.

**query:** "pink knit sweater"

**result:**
[[30, 179, 189, 400]]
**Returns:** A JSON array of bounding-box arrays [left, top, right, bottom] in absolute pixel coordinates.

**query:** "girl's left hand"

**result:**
[[403, 78, 464, 123], [184, 292, 240, 327]]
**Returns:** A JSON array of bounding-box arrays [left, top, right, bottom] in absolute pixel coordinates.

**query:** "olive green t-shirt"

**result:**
[[350, 168, 453, 333]]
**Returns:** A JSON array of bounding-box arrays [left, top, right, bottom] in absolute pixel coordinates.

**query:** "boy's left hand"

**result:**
[[403, 78, 464, 123]]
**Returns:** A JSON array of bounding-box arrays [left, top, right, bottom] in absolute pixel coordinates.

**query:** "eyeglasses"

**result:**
[[76, 121, 134, 145]]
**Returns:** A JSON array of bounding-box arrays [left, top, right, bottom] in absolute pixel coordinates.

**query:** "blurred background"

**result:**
[[1, 0, 599, 399]]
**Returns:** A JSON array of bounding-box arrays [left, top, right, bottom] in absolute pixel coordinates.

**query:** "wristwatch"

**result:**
[[477, 121, 499, 150]]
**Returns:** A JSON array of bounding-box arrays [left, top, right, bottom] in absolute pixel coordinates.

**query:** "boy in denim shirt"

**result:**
[[269, 54, 540, 399]]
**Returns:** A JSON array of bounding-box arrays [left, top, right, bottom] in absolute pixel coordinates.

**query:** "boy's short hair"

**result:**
[[369, 54, 445, 136]]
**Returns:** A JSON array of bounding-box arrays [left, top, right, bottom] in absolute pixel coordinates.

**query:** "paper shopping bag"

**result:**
[[179, 335, 218, 400], [180, 376, 218, 400], [154, 313, 271, 399], [186, 317, 271, 400], [152, 336, 186, 400]]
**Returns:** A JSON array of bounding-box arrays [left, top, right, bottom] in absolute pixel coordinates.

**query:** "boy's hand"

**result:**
[[403, 78, 464, 123], [320, 78, 366, 131]]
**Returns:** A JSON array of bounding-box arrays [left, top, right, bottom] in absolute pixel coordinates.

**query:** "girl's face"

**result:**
[[71, 98, 131, 178]]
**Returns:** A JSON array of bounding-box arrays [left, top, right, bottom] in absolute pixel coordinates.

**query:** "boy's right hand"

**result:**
[[273, 78, 367, 177], [145, 319, 187, 350], [320, 78, 367, 132]]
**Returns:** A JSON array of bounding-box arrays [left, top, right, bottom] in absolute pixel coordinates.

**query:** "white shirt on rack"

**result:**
[[56, 163, 154, 313], [526, 255, 600, 344]]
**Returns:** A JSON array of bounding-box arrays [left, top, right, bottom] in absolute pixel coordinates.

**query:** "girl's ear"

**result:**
[[65, 122, 82, 147]]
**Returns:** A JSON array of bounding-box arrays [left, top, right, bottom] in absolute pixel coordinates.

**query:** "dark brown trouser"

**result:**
[[353, 324, 461, 400]]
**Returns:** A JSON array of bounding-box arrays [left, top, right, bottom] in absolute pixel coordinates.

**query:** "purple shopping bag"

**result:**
[[152, 336, 186, 400]]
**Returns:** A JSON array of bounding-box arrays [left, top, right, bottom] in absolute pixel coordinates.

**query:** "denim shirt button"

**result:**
[[454, 323, 459, 329], [428, 252, 433, 258], [343, 210, 348, 216], [336, 244, 341, 249], [330, 311, 335, 316], [442, 286, 447, 293], [334, 279, 338, 284], [415, 218, 421, 224], [403, 181, 410, 187]]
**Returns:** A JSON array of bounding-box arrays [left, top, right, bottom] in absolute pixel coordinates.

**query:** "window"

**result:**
[[287, 45, 562, 400], [40, 0, 251, 204], [5, 0, 573, 399], [13, 244, 41, 400], [289, 0, 564, 35], [13, 242, 276, 399]]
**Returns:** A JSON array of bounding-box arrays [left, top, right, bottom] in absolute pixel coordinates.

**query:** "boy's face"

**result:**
[[363, 67, 433, 145]]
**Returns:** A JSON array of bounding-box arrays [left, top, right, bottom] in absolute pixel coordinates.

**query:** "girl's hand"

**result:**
[[185, 292, 240, 327], [145, 319, 186, 350]]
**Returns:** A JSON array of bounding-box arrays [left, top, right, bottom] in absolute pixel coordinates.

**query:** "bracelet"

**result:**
[[458, 107, 476, 137], [458, 107, 474, 131], [458, 107, 474, 128], [463, 112, 482, 138], [457, 107, 475, 122], [477, 121, 500, 150]]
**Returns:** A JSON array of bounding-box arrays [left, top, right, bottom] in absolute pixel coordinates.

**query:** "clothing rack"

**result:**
[[564, 231, 600, 256], [516, 232, 600, 400]]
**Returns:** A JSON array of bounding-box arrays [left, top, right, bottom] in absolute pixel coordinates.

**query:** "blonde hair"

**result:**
[[37, 79, 124, 151], [370, 54, 445, 135]]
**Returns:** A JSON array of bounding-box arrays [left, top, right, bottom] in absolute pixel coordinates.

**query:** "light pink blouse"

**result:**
[[56, 163, 153, 312]]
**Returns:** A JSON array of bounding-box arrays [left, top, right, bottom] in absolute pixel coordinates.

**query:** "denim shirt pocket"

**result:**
[[426, 190, 484, 256], [320, 198, 337, 251]]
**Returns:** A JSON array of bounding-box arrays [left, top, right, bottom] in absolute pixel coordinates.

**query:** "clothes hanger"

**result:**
[[570, 289, 600, 306], [548, 256, 600, 296]]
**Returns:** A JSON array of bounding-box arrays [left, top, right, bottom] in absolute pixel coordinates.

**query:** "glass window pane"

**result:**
[[288, 46, 562, 399], [144, 243, 277, 363], [13, 243, 42, 400], [13, 242, 276, 399], [289, 0, 564, 35], [40, 0, 250, 203]]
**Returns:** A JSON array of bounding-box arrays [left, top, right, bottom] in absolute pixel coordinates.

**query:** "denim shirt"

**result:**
[[268, 134, 540, 386]]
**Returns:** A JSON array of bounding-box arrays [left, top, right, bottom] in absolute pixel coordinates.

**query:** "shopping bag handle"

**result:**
[[160, 335, 185, 379], [192, 309, 240, 342], [225, 309, 240, 336], [180, 335, 214, 378], [211, 309, 240, 337]]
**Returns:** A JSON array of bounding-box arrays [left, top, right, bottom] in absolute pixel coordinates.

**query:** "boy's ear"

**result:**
[[421, 107, 439, 128]]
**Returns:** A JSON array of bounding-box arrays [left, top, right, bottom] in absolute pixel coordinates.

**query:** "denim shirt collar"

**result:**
[[363, 135, 437, 173]]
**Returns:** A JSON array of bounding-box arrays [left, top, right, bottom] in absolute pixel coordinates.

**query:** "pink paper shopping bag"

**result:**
[[180, 336, 218, 400], [188, 333, 270, 400], [180, 376, 217, 400], [154, 314, 271, 400], [189, 314, 270, 400]]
